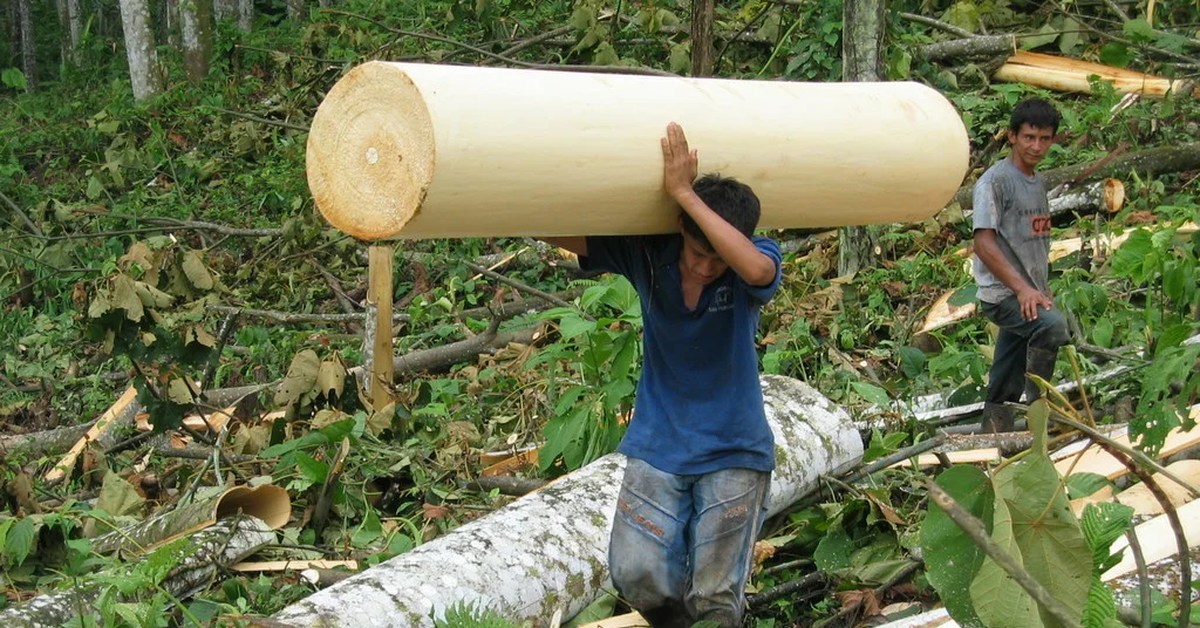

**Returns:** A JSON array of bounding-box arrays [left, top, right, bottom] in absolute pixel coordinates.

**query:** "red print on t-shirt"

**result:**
[[1030, 215, 1052, 237]]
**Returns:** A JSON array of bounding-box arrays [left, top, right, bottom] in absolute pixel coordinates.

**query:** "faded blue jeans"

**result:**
[[981, 295, 1071, 404], [608, 457, 770, 628]]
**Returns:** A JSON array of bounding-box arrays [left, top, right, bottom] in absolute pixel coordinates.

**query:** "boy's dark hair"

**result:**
[[680, 174, 761, 251], [1010, 98, 1061, 134]]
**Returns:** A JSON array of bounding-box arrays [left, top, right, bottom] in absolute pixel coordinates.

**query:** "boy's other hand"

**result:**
[[661, 122, 698, 199]]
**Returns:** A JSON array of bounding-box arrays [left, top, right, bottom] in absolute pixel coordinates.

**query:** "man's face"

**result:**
[[1008, 123, 1056, 174], [679, 232, 728, 286]]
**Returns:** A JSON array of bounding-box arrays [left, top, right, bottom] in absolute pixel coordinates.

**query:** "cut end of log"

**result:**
[[307, 61, 435, 241], [1104, 178, 1125, 213]]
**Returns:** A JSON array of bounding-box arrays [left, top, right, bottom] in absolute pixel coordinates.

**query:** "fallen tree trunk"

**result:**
[[952, 143, 1200, 210], [0, 423, 94, 459], [0, 515, 274, 627], [272, 375, 864, 627], [90, 483, 290, 555], [918, 34, 1014, 62]]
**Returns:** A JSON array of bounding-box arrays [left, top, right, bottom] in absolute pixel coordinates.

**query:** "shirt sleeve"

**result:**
[[579, 235, 640, 278], [744, 236, 783, 304], [973, 174, 1005, 232]]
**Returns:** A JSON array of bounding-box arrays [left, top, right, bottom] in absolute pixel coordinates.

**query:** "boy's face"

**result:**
[[1008, 123, 1055, 174], [679, 231, 728, 286]]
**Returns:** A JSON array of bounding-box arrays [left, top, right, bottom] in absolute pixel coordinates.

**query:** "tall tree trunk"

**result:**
[[117, 0, 162, 101], [65, 0, 82, 64], [690, 0, 714, 77], [286, 0, 304, 21], [235, 0, 252, 32], [16, 0, 36, 89], [213, 0, 234, 23], [180, 0, 213, 84], [837, 0, 886, 276]]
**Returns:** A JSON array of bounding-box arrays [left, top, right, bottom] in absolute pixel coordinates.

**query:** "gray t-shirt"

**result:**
[[972, 157, 1052, 303]]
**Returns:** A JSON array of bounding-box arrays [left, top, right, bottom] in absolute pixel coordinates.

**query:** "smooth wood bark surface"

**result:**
[[306, 62, 970, 240], [272, 375, 864, 626]]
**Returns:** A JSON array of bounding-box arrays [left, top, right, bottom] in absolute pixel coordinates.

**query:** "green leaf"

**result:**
[[274, 349, 321, 406], [296, 452, 329, 485], [1021, 23, 1059, 50], [1065, 473, 1110, 500], [813, 525, 854, 573], [1122, 18, 1156, 42], [923, 465, 994, 628], [4, 517, 37, 567], [970, 497, 1041, 627], [1109, 229, 1152, 281], [557, 313, 596, 340], [898, 346, 927, 379], [1080, 502, 1133, 574], [1098, 43, 1132, 67], [949, 284, 977, 306], [850, 381, 890, 408], [992, 451, 1092, 627], [1082, 577, 1118, 628]]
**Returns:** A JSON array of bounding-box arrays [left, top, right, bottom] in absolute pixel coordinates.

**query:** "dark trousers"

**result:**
[[980, 295, 1071, 404]]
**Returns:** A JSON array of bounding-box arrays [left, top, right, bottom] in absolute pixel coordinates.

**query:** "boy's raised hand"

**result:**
[[661, 122, 698, 200]]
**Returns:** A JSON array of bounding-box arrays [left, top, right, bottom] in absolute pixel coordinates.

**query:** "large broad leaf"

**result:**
[[274, 349, 321, 406], [923, 465, 994, 628], [992, 450, 1092, 627], [971, 497, 1042, 627]]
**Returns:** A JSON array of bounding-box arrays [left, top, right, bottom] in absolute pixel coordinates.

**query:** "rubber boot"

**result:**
[[982, 402, 1014, 433], [1024, 346, 1058, 402]]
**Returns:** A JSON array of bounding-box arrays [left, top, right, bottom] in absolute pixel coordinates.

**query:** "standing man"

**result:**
[[545, 122, 782, 627], [972, 98, 1071, 432]]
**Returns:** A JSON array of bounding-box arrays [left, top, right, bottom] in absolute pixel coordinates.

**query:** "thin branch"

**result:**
[[461, 260, 578, 311], [213, 107, 310, 132], [0, 188, 43, 236], [899, 12, 974, 38], [926, 481, 1084, 628], [207, 305, 404, 324]]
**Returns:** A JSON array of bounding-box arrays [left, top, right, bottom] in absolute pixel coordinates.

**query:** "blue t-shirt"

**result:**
[[581, 234, 783, 475]]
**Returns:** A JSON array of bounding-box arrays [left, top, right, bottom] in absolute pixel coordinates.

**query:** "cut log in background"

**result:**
[[306, 62, 970, 240], [995, 50, 1200, 98], [271, 375, 865, 627]]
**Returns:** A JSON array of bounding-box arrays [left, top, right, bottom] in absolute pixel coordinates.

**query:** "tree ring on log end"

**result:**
[[306, 61, 434, 240]]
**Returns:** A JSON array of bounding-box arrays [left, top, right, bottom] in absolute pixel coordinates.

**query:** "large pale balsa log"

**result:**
[[307, 62, 969, 240], [272, 375, 864, 626], [0, 515, 273, 628], [994, 51, 1199, 98]]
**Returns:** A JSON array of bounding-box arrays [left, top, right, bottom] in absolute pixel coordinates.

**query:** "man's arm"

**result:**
[[541, 237, 588, 257], [974, 228, 1052, 320], [661, 122, 776, 287]]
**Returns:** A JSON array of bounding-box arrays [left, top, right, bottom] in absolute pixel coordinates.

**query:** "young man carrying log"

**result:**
[[545, 122, 782, 627], [972, 98, 1072, 432]]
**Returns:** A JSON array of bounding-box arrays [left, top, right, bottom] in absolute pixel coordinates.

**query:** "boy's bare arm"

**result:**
[[662, 122, 776, 286]]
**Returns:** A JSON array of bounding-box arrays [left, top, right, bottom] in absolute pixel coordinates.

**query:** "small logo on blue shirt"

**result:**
[[709, 287, 734, 312]]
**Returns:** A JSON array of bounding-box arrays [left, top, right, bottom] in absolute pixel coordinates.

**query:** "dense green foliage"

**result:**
[[2, 0, 1198, 625]]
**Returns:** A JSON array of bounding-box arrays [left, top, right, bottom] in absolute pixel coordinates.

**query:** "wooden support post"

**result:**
[[366, 245, 395, 409]]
